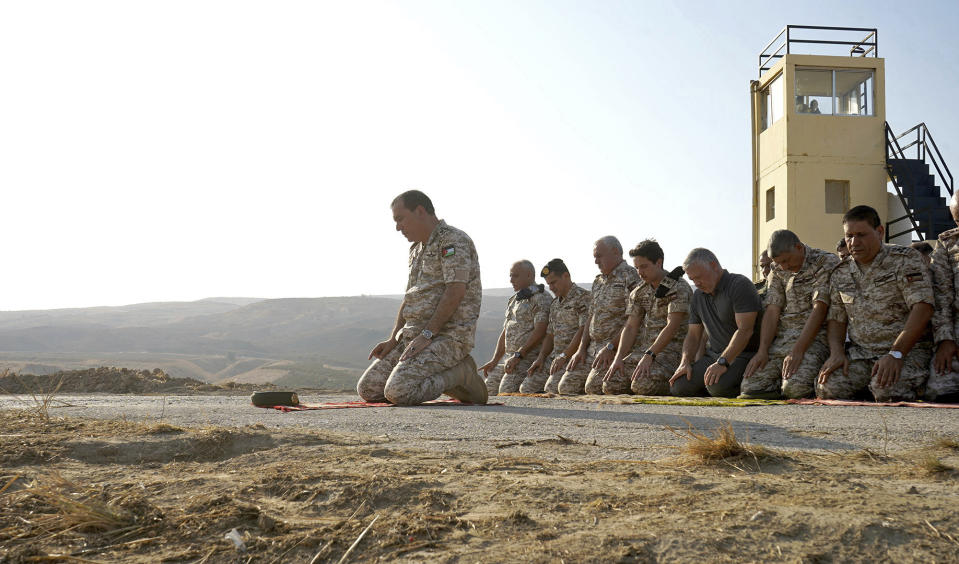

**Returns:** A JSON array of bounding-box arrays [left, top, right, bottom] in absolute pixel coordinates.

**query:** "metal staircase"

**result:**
[[885, 122, 955, 241]]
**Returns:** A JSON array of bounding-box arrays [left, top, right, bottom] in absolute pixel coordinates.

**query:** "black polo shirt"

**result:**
[[689, 270, 763, 356]]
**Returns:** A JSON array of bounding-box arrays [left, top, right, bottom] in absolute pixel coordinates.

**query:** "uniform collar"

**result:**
[[423, 219, 447, 247]]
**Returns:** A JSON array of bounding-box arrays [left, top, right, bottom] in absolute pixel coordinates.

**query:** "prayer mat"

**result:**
[[787, 398, 959, 409], [256, 398, 503, 412], [561, 394, 787, 407]]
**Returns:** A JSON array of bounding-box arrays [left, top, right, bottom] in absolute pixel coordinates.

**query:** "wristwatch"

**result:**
[[717, 356, 729, 367], [887, 350, 903, 360], [512, 351, 523, 360], [557, 352, 567, 359], [606, 342, 616, 352], [643, 349, 656, 360], [421, 329, 433, 340]]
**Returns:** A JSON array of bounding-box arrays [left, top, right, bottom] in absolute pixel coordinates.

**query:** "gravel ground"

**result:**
[[4, 392, 958, 461]]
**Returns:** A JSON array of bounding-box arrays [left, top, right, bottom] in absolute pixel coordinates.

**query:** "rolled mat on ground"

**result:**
[[254, 398, 503, 411]]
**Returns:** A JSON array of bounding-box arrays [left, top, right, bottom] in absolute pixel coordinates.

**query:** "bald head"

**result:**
[[509, 260, 536, 291], [951, 192, 959, 226]]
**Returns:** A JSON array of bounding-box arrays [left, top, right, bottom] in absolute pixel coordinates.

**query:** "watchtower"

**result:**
[[750, 26, 954, 280]]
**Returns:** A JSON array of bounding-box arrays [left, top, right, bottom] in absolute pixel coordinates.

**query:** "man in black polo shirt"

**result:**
[[669, 248, 763, 397]]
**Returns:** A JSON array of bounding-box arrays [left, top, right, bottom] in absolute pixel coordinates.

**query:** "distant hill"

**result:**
[[0, 294, 530, 387]]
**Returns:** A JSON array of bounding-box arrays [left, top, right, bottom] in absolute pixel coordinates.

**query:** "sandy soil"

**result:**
[[2, 408, 958, 563]]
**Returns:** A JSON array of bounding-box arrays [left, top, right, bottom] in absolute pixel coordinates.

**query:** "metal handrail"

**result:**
[[893, 122, 954, 197], [758, 25, 878, 76]]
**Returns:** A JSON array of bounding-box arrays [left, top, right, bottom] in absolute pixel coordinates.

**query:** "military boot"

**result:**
[[441, 355, 488, 404]]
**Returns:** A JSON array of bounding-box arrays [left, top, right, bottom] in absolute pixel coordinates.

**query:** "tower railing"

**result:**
[[759, 25, 878, 76]]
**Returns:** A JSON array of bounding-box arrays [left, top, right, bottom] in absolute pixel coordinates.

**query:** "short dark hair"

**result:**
[[628, 239, 664, 264], [391, 190, 435, 215], [842, 205, 881, 228], [541, 258, 569, 278], [911, 241, 934, 256], [836, 238, 847, 251]]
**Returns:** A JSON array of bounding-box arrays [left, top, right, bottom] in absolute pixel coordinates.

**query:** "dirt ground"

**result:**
[[2, 407, 958, 563]]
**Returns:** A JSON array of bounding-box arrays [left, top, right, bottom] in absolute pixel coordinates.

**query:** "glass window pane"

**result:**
[[766, 187, 775, 221], [835, 70, 874, 116], [763, 74, 783, 130], [795, 68, 833, 115]]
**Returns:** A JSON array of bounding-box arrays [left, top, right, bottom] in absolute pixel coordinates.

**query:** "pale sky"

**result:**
[[1, 0, 957, 310]]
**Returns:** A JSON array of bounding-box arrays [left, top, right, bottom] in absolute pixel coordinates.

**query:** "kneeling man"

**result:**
[[817, 205, 933, 401], [480, 260, 551, 395], [358, 190, 488, 405]]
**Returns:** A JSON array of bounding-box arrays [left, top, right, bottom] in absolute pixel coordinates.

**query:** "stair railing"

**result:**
[[885, 122, 921, 241], [895, 122, 954, 197]]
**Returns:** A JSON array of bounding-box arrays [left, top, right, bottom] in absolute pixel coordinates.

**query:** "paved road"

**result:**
[[4, 392, 958, 461]]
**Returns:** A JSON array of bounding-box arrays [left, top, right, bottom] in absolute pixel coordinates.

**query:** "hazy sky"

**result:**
[[2, 1, 957, 310]]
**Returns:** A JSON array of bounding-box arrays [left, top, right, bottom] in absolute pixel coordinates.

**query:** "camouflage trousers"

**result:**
[[925, 358, 959, 401], [554, 342, 599, 395], [816, 347, 931, 402], [740, 338, 828, 400], [543, 354, 570, 394], [519, 356, 552, 394], [627, 345, 681, 396], [583, 343, 627, 395], [357, 335, 465, 405], [484, 357, 534, 396]]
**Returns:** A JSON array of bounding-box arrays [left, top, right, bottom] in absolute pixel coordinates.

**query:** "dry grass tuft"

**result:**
[[26, 473, 136, 533], [1, 369, 67, 421], [670, 421, 775, 465], [918, 456, 954, 476], [934, 437, 959, 450]]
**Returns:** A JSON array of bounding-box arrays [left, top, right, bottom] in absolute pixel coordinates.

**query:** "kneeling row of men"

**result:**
[[481, 204, 959, 403]]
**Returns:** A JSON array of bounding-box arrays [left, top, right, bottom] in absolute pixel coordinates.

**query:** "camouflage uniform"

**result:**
[[623, 274, 692, 396], [817, 244, 933, 402], [741, 245, 839, 399], [540, 284, 590, 394], [485, 285, 552, 395], [574, 261, 641, 395], [357, 221, 481, 405], [928, 228, 959, 400]]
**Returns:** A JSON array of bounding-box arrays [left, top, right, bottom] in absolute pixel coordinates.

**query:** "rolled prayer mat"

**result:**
[[250, 391, 299, 407]]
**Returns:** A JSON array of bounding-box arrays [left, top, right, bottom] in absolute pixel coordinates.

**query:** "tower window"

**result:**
[[761, 74, 784, 131], [795, 67, 874, 116], [825, 180, 850, 213], [766, 187, 775, 221]]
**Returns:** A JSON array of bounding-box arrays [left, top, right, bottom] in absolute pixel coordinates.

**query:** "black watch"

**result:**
[[717, 356, 729, 367], [643, 349, 656, 360]]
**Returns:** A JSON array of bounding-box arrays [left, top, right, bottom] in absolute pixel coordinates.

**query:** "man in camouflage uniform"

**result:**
[[559, 236, 640, 395], [358, 190, 488, 405], [479, 260, 551, 395], [817, 205, 934, 402], [529, 259, 590, 394], [605, 239, 691, 395], [925, 194, 959, 402], [742, 230, 840, 399]]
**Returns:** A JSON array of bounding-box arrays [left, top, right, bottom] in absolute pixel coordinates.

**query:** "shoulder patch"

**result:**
[[905, 271, 924, 283], [442, 246, 455, 258]]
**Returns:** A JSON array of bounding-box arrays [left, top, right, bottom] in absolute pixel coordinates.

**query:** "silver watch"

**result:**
[[421, 329, 433, 340], [887, 350, 903, 360]]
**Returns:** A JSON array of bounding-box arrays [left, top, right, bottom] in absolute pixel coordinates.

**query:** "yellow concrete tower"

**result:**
[[751, 26, 886, 279]]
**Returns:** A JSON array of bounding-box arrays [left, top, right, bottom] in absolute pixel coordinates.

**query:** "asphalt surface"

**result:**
[[5, 392, 958, 461]]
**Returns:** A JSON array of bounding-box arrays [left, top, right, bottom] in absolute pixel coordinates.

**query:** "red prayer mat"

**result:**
[[787, 398, 959, 409], [256, 398, 502, 412]]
